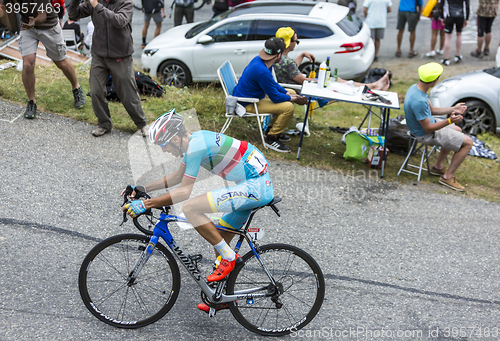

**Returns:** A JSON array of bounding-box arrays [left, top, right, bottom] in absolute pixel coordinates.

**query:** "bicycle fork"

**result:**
[[127, 235, 159, 285]]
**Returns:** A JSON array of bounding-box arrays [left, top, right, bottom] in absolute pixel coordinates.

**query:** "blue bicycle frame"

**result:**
[[127, 211, 278, 304]]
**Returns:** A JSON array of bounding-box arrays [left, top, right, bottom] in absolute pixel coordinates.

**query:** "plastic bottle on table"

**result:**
[[323, 57, 331, 88], [317, 60, 327, 89]]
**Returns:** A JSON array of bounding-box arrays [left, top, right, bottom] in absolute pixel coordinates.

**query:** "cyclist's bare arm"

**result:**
[[120, 164, 186, 197], [144, 164, 186, 192], [142, 175, 196, 210]]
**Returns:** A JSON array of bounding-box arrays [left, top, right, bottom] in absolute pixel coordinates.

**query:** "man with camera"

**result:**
[[67, 0, 148, 137]]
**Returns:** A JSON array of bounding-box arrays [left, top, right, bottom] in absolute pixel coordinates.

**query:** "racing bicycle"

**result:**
[[78, 186, 325, 336]]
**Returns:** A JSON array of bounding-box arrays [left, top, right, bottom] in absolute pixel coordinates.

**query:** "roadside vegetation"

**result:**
[[1, 59, 499, 202]]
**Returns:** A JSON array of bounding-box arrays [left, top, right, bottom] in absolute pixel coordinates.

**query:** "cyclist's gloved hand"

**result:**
[[123, 200, 146, 218]]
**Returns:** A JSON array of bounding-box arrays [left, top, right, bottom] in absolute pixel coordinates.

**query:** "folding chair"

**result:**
[[217, 60, 270, 148], [62, 29, 78, 52], [397, 131, 437, 181]]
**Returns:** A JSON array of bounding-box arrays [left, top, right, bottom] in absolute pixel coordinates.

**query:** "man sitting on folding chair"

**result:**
[[273, 27, 391, 91], [233, 37, 307, 153], [404, 62, 473, 191]]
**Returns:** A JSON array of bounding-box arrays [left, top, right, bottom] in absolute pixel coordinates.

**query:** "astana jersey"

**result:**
[[181, 131, 268, 183]]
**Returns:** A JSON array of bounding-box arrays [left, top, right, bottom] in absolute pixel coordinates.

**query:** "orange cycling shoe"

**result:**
[[206, 254, 241, 282], [197, 302, 229, 313]]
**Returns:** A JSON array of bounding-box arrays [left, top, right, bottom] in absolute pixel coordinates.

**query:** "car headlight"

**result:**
[[432, 79, 461, 93], [144, 49, 159, 57]]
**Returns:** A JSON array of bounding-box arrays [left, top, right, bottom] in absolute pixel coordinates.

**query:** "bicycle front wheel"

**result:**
[[226, 244, 325, 336], [78, 234, 181, 328]]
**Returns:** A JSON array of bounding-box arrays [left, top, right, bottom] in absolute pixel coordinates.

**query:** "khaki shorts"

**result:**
[[19, 25, 66, 62], [416, 124, 465, 152], [397, 11, 419, 31]]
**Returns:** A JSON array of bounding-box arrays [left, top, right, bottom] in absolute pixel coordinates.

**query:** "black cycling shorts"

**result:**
[[477, 16, 495, 37], [444, 16, 465, 34]]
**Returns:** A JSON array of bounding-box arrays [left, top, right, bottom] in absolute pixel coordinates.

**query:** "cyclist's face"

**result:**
[[161, 138, 182, 157]]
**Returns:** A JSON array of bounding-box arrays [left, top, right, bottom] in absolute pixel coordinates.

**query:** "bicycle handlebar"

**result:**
[[120, 185, 154, 226]]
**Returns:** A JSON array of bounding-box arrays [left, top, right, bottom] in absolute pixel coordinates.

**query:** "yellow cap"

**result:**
[[275, 27, 295, 48], [418, 62, 443, 83]]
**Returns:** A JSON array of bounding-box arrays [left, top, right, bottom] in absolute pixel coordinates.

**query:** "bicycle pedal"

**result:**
[[208, 307, 216, 318]]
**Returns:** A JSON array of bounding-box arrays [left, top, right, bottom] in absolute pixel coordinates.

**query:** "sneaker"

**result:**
[[92, 126, 110, 137], [73, 86, 86, 109], [207, 254, 241, 282], [265, 136, 291, 153], [426, 50, 436, 57], [141, 42, 147, 49], [140, 126, 148, 137], [429, 166, 446, 176], [471, 50, 483, 58], [197, 302, 229, 313], [437, 50, 444, 55], [441, 58, 450, 66], [373, 56, 379, 62], [484, 48, 490, 56], [277, 133, 291, 141], [454, 55, 462, 63], [439, 176, 465, 191], [24, 100, 37, 119]]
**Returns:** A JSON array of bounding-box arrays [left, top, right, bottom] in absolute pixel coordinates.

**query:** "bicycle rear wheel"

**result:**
[[226, 243, 325, 336], [79, 234, 181, 328]]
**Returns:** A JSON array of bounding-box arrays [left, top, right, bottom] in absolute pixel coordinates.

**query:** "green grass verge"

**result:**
[[1, 61, 499, 202]]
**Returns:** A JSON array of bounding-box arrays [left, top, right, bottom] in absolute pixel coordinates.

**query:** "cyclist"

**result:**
[[122, 109, 274, 312]]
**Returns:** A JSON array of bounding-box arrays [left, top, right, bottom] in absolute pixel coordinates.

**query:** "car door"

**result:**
[[191, 19, 252, 82]]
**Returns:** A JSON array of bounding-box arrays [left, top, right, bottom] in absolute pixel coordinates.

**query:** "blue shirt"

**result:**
[[404, 84, 435, 137], [399, 0, 423, 12], [233, 56, 291, 106], [182, 131, 269, 183]]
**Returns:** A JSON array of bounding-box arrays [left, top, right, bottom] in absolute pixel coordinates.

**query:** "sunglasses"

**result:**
[[291, 39, 300, 45]]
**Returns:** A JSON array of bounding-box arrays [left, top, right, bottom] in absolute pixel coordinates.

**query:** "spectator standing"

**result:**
[[67, 0, 148, 137], [174, 0, 194, 27], [141, 0, 165, 49], [404, 62, 472, 191], [471, 0, 499, 58], [439, 0, 469, 65], [395, 0, 423, 58], [363, 0, 392, 62], [426, 0, 445, 57], [212, 0, 228, 17], [233, 37, 306, 153], [0, 0, 85, 119]]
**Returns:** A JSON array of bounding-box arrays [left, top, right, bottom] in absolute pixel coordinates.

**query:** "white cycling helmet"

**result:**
[[149, 109, 184, 146]]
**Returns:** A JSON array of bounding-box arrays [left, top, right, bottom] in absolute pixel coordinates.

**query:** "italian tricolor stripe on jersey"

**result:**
[[209, 136, 248, 178]]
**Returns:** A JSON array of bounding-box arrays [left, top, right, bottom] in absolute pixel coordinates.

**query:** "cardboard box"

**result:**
[[367, 146, 389, 169]]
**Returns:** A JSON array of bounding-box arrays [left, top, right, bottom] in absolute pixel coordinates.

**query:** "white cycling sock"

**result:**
[[214, 240, 236, 261], [496, 46, 500, 67]]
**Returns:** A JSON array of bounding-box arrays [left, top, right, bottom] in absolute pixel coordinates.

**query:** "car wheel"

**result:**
[[461, 100, 496, 135], [299, 62, 319, 78], [158, 60, 192, 88]]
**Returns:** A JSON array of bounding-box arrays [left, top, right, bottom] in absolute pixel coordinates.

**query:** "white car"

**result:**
[[141, 1, 375, 87]]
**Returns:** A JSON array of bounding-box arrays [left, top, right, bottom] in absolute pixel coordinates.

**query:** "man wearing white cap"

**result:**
[[404, 62, 473, 191], [233, 37, 306, 153]]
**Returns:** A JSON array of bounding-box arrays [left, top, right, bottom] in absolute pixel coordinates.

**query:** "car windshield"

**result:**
[[483, 67, 500, 78], [336, 12, 363, 36], [185, 2, 315, 39]]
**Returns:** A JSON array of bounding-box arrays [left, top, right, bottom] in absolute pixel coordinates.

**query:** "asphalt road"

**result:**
[[1, 99, 500, 341]]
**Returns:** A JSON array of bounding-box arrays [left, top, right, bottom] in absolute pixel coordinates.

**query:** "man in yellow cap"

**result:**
[[274, 27, 391, 91], [404, 62, 473, 191]]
